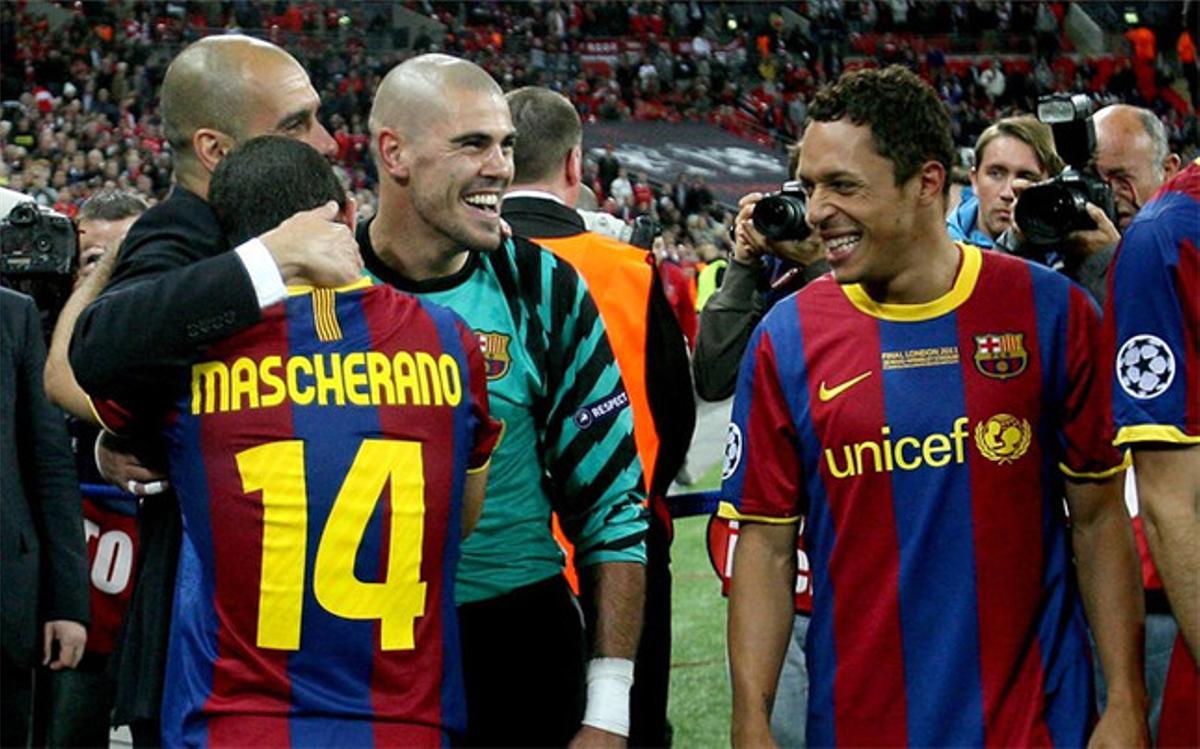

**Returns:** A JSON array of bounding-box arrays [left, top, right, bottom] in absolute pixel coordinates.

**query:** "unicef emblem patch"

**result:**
[[1116, 334, 1175, 400], [722, 423, 743, 480], [974, 413, 1032, 465]]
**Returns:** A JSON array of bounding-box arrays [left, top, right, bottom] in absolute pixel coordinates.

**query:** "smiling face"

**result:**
[[971, 135, 1046, 239], [799, 118, 922, 287], [402, 86, 515, 253]]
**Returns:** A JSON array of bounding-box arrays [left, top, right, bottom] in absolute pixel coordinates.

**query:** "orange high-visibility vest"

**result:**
[[539, 230, 670, 594], [506, 195, 693, 592], [538, 232, 662, 493]]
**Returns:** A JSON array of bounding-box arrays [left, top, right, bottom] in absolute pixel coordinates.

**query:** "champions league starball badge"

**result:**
[[722, 423, 743, 480], [1116, 334, 1176, 400]]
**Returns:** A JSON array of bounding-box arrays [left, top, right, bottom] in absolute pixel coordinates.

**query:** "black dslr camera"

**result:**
[[752, 180, 810, 242], [1014, 94, 1116, 247], [0, 201, 77, 277]]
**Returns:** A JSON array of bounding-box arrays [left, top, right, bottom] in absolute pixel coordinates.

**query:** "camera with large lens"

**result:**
[[752, 180, 810, 242], [1013, 94, 1116, 248], [0, 201, 77, 277]]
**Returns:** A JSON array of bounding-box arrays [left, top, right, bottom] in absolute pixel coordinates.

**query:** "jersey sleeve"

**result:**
[[1058, 284, 1128, 479], [456, 320, 502, 472], [720, 322, 803, 523], [89, 395, 136, 435], [539, 254, 648, 568], [1104, 202, 1200, 446]]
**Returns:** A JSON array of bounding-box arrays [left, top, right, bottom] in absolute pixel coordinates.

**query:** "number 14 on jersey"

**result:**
[[236, 439, 428, 651]]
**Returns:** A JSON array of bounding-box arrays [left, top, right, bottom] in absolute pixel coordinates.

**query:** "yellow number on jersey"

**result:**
[[236, 439, 427, 651]]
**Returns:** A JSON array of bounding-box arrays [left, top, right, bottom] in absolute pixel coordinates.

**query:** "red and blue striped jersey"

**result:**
[[1104, 159, 1200, 447], [81, 487, 139, 656], [96, 280, 499, 747], [723, 244, 1123, 747], [1103, 158, 1199, 749]]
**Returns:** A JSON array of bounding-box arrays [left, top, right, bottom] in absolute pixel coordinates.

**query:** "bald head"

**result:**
[[161, 36, 301, 153], [1094, 104, 1179, 229], [369, 54, 504, 142], [1094, 104, 1169, 173]]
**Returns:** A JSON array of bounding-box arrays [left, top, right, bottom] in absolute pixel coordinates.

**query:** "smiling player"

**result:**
[[725, 66, 1148, 748]]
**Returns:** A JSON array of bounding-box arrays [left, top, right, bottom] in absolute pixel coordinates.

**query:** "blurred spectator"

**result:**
[[74, 190, 149, 287], [683, 174, 713, 216], [654, 239, 698, 350], [609, 166, 634, 208], [596, 142, 621, 196]]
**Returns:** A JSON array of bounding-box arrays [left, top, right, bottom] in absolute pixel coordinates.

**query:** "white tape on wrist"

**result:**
[[582, 657, 634, 737]]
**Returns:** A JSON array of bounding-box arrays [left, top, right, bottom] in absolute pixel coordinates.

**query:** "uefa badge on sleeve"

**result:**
[[722, 423, 743, 480], [1116, 334, 1176, 400]]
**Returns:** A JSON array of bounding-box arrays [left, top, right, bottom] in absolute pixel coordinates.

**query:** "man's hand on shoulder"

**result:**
[[259, 201, 363, 287]]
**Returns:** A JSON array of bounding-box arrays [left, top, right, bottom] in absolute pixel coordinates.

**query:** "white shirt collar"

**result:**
[[503, 189, 568, 207]]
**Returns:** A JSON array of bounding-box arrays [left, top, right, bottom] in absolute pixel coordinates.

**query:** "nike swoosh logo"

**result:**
[[818, 370, 873, 402]]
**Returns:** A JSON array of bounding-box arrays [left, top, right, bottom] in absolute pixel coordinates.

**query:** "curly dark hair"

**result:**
[[808, 66, 954, 194]]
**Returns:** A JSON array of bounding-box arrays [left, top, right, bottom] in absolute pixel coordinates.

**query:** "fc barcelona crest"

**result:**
[[973, 333, 1028, 380], [477, 331, 512, 381]]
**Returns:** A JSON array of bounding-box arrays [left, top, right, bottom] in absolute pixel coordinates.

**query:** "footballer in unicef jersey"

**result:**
[[93, 281, 499, 747], [724, 243, 1125, 746]]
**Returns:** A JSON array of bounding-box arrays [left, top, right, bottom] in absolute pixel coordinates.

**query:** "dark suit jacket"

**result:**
[[67, 186, 250, 722], [70, 186, 259, 402], [1, 288, 89, 668]]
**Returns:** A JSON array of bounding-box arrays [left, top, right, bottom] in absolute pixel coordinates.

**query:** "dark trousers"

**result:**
[[457, 575, 586, 747], [128, 719, 161, 748], [32, 656, 114, 748], [2, 653, 32, 748]]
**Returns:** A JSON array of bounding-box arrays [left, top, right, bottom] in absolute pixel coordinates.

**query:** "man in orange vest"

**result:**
[[502, 86, 695, 747]]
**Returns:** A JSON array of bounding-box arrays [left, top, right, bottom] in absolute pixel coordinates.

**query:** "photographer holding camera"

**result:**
[[1003, 99, 1184, 742], [947, 116, 1063, 250], [694, 145, 827, 404], [1092, 105, 1183, 233], [693, 145, 826, 749], [976, 95, 1121, 305], [993, 99, 1179, 308]]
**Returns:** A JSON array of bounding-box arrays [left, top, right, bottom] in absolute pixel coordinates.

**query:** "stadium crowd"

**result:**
[[3, 1, 1196, 254], [1, 1, 1197, 748]]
